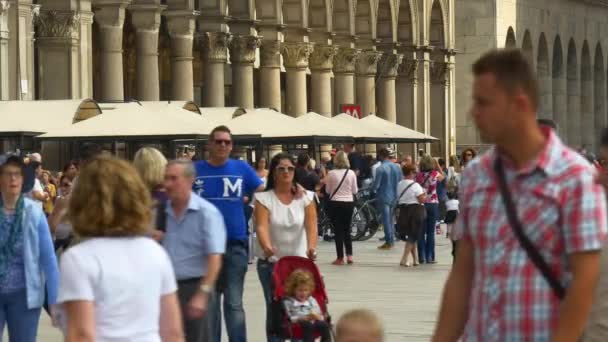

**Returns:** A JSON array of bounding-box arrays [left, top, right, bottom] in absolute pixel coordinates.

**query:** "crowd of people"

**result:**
[[8, 47, 608, 342]]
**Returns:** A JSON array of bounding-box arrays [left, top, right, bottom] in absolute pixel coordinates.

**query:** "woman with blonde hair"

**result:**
[[57, 157, 183, 342], [324, 151, 358, 265], [133, 147, 168, 237]]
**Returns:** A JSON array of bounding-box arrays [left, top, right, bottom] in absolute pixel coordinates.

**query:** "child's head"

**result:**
[[336, 309, 384, 342], [285, 269, 315, 301], [447, 191, 458, 200]]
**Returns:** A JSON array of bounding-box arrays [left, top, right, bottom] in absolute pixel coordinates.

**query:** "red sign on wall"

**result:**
[[340, 104, 362, 119]]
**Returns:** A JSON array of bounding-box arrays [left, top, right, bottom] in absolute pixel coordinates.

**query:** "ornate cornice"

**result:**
[[280, 42, 313, 69], [398, 58, 419, 82], [260, 40, 281, 68], [430, 61, 448, 84], [35, 10, 80, 39], [355, 50, 383, 76], [333, 47, 360, 74], [200, 31, 230, 63], [377, 52, 403, 78], [229, 35, 261, 64], [309, 45, 338, 71]]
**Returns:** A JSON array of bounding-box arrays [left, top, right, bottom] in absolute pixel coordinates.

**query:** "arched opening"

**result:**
[[332, 0, 352, 38], [505, 27, 516, 48], [429, 0, 446, 158], [355, 0, 374, 43], [552, 36, 566, 138], [396, 0, 416, 138], [537, 33, 551, 119], [581, 41, 592, 148], [567, 39, 580, 146], [594, 43, 605, 150], [397, 0, 415, 45], [308, 0, 329, 36], [377, 0, 393, 46], [522, 30, 534, 68], [158, 18, 171, 101]]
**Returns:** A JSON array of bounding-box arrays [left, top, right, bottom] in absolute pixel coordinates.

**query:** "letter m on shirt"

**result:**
[[222, 177, 243, 197]]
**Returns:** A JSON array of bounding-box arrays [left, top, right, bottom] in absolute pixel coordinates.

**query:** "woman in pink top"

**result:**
[[324, 151, 358, 265]]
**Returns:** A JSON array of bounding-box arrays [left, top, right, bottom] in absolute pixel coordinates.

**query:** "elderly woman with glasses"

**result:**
[[254, 153, 318, 342], [0, 155, 59, 342]]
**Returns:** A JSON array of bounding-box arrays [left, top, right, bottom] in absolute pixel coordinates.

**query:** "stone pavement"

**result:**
[[29, 235, 452, 342]]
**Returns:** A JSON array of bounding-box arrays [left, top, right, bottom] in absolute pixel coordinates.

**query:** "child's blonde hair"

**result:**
[[284, 269, 315, 297], [336, 309, 384, 341]]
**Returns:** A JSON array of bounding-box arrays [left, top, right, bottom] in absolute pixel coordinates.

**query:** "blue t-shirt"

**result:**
[[193, 159, 263, 240]]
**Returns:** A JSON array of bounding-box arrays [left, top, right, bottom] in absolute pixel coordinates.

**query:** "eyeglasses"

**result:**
[[276, 166, 295, 173], [1, 171, 22, 179], [214, 139, 232, 146], [60, 183, 71, 187], [465, 153, 473, 157]]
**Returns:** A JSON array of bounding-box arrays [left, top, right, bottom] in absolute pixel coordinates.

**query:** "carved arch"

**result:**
[[397, 0, 417, 46]]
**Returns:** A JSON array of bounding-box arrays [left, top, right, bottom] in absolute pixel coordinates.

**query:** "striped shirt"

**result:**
[[454, 127, 607, 341]]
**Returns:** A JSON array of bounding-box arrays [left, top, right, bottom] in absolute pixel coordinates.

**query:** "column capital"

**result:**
[[229, 35, 261, 64], [378, 52, 403, 79], [260, 40, 281, 68], [280, 42, 313, 69], [129, 4, 165, 32], [93, 1, 130, 28], [309, 45, 338, 71], [165, 11, 198, 37], [35, 10, 80, 39], [200, 31, 230, 63], [355, 50, 383, 76], [398, 58, 419, 82], [333, 47, 360, 74], [0, 1, 9, 14], [430, 61, 448, 85]]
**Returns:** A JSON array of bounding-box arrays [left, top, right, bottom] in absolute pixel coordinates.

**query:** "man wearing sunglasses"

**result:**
[[193, 125, 265, 342]]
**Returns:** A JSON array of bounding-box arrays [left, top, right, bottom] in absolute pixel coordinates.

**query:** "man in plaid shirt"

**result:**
[[432, 49, 607, 341]]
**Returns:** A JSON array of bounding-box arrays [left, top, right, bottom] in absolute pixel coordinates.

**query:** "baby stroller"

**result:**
[[270, 256, 333, 341]]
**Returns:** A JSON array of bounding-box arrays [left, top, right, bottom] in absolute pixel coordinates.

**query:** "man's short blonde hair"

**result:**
[[336, 309, 384, 341], [133, 147, 167, 191], [69, 157, 151, 237]]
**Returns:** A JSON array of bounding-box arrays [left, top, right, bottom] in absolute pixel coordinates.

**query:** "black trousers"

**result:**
[[328, 201, 355, 259], [178, 278, 212, 342], [300, 320, 331, 342]]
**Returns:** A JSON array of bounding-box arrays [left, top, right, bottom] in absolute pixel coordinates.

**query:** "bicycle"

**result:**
[[350, 189, 380, 241]]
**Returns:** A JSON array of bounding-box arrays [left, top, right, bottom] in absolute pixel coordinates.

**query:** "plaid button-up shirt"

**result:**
[[455, 128, 607, 341]]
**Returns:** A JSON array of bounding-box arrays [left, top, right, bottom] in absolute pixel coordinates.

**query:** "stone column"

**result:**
[[130, 4, 164, 101], [447, 51, 457, 159], [333, 47, 359, 115], [165, 12, 196, 101], [0, 1, 10, 100], [417, 47, 432, 153], [200, 32, 229, 107], [355, 50, 382, 117], [34, 10, 81, 99], [310, 45, 337, 116], [94, 2, 129, 102], [396, 57, 419, 156], [376, 53, 403, 123], [259, 40, 282, 110], [281, 42, 313, 117], [229, 35, 261, 109], [430, 60, 448, 159]]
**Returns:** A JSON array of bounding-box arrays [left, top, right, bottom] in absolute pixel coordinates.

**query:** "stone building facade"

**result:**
[[456, 0, 608, 152], [0, 0, 456, 159]]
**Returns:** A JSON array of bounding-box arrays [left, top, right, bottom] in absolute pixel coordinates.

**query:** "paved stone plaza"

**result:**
[[29, 236, 452, 342]]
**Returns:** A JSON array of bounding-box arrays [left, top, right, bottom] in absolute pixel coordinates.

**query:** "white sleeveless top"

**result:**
[[253, 190, 314, 259]]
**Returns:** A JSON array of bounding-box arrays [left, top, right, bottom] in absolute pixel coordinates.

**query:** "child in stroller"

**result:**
[[271, 256, 332, 341]]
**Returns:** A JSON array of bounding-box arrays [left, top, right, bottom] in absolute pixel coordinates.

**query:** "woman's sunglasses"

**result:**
[[276, 166, 295, 173]]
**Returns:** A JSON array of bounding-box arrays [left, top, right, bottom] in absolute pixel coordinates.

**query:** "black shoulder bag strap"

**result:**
[[494, 157, 566, 300], [395, 182, 416, 207], [329, 170, 349, 201]]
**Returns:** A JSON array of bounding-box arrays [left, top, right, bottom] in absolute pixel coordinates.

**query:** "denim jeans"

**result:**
[[0, 289, 42, 342], [256, 259, 284, 342], [418, 203, 439, 263], [211, 240, 249, 342], [379, 202, 395, 245]]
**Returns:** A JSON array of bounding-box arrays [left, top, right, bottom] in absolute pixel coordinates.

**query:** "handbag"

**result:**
[[494, 157, 566, 300]]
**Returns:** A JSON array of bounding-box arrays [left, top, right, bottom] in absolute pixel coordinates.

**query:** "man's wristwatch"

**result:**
[[199, 284, 213, 295]]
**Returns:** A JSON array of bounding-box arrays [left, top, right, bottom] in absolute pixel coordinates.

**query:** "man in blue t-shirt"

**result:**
[[193, 125, 264, 342]]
